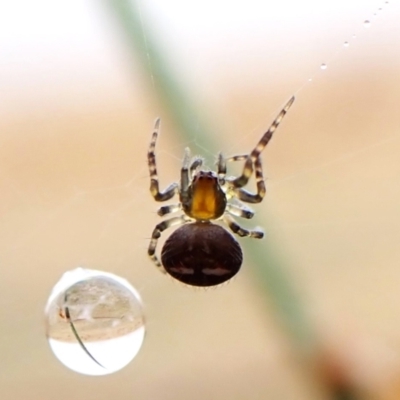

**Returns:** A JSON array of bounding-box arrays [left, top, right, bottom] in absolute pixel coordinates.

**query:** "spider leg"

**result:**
[[190, 156, 203, 178], [180, 147, 191, 203], [223, 214, 264, 239], [148, 118, 179, 201], [226, 203, 254, 219], [148, 215, 191, 269], [217, 152, 227, 185], [157, 203, 181, 217], [226, 154, 248, 162], [218, 154, 249, 185], [232, 96, 295, 189], [234, 156, 266, 203]]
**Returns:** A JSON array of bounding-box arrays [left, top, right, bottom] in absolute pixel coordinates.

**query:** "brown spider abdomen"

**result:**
[[161, 222, 243, 287]]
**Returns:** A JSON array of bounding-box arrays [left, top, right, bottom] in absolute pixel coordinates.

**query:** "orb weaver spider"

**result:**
[[147, 96, 295, 287]]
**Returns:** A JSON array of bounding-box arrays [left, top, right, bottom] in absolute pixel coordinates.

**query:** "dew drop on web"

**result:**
[[45, 268, 145, 376]]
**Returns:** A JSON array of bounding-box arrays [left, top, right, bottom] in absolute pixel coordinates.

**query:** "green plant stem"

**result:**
[[107, 0, 320, 380], [106, 0, 313, 351], [107, 0, 213, 143]]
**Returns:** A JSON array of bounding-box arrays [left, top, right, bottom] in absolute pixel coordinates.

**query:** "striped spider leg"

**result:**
[[216, 95, 295, 236], [229, 95, 295, 195]]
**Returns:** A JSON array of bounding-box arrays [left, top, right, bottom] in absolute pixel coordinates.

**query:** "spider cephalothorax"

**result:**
[[147, 96, 295, 287], [181, 171, 227, 220]]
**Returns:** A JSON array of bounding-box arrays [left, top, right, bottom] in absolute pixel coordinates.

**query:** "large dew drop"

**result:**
[[45, 268, 145, 376]]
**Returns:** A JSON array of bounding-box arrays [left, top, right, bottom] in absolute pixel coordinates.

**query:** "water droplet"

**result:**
[[45, 268, 145, 376], [378, 7, 382, 11], [364, 20, 371, 28], [343, 41, 349, 47], [352, 34, 356, 38], [320, 63, 327, 70]]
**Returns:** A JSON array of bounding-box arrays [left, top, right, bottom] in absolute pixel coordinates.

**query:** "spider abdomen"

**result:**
[[161, 222, 242, 287]]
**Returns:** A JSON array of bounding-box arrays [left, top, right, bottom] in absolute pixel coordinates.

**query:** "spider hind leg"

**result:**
[[223, 214, 264, 239], [148, 215, 190, 270]]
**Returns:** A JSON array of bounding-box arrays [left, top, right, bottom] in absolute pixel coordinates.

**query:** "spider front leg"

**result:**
[[234, 156, 266, 204], [223, 214, 264, 239], [180, 147, 192, 205], [148, 118, 179, 201], [148, 215, 191, 269], [217, 153, 248, 185], [232, 96, 295, 189], [217, 153, 227, 185]]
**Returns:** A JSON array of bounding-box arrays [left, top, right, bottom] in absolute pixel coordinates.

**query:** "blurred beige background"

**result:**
[[1, 1, 400, 399]]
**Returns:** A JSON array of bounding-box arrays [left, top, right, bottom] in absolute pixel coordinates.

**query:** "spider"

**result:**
[[147, 96, 295, 287]]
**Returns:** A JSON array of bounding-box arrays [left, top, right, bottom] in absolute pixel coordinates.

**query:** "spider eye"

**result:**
[[161, 223, 243, 287], [195, 171, 215, 182]]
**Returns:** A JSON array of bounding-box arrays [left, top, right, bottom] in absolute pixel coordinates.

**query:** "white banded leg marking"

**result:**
[[148, 118, 179, 201], [232, 96, 295, 188], [223, 214, 264, 239], [148, 215, 190, 269]]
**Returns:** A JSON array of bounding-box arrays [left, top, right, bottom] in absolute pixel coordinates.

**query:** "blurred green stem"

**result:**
[[106, 0, 313, 353], [107, 0, 212, 142], [104, 1, 356, 397]]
